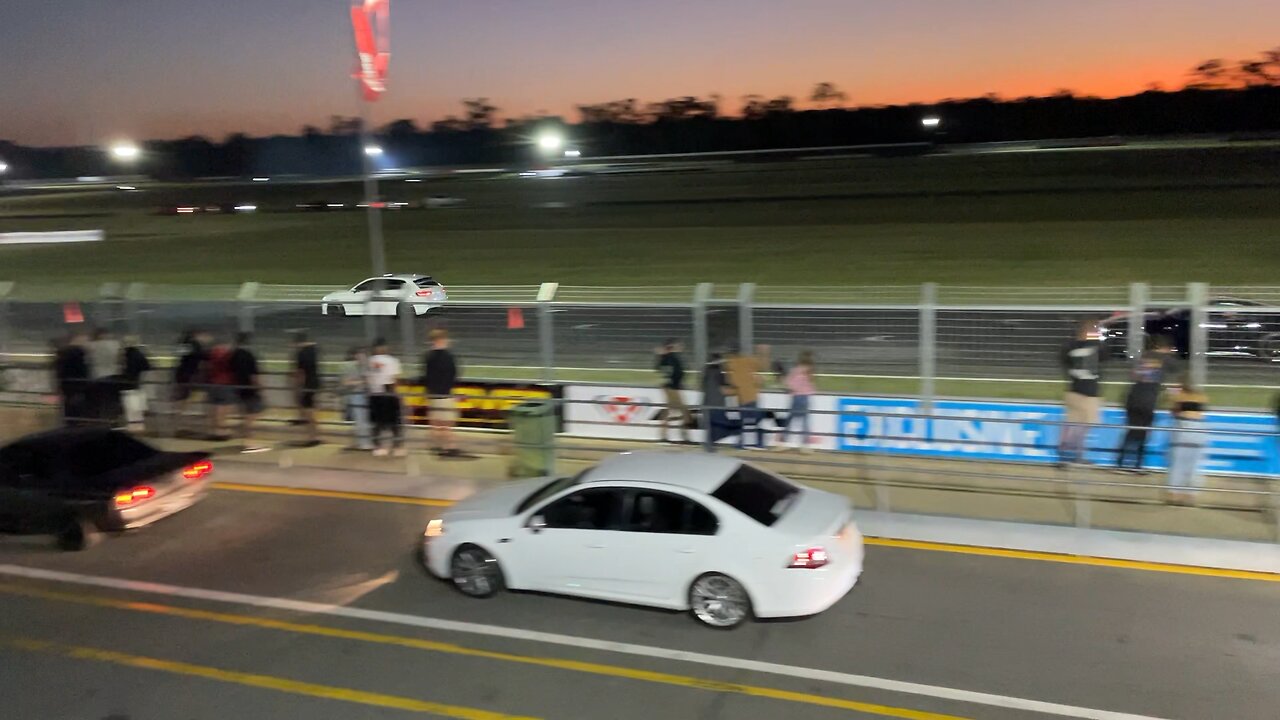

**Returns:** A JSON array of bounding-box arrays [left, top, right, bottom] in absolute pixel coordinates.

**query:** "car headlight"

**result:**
[[424, 519, 445, 538]]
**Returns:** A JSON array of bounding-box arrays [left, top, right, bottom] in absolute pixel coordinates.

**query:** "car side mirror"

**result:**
[[528, 515, 547, 534]]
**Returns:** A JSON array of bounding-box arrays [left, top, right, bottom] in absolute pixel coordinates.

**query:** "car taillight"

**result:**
[[181, 461, 213, 480], [787, 547, 829, 569], [114, 486, 156, 508], [415, 290, 434, 297]]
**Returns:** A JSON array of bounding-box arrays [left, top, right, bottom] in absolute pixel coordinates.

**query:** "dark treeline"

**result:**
[[2, 49, 1278, 180]]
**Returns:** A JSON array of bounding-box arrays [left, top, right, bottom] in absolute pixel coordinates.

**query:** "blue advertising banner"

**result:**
[[837, 397, 1280, 477]]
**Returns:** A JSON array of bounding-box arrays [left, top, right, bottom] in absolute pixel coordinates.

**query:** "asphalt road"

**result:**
[[8, 299, 1279, 385], [0, 485, 1276, 720]]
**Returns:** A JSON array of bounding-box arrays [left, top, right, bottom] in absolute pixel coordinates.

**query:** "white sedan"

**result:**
[[321, 274, 447, 317], [422, 452, 863, 628]]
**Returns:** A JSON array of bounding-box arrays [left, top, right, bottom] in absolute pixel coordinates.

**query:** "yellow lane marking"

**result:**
[[863, 537, 1280, 583], [2, 636, 537, 720], [211, 482, 454, 507], [212, 481, 1280, 583], [0, 582, 968, 720]]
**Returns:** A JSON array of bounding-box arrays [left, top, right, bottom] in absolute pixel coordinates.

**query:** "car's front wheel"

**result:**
[[450, 544, 504, 598], [689, 572, 752, 629], [55, 515, 99, 552]]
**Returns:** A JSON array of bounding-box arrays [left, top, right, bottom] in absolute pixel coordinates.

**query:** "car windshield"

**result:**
[[711, 463, 798, 526], [516, 469, 589, 514], [414, 277, 441, 288]]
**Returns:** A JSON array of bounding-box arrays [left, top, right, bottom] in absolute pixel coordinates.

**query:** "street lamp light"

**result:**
[[921, 116, 942, 129], [363, 144, 384, 157], [536, 132, 564, 153], [110, 143, 141, 161], [0, 161, 8, 174]]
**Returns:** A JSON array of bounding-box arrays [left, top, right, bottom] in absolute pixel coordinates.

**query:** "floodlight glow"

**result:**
[[111, 143, 141, 161], [537, 132, 563, 152], [921, 116, 942, 129], [252, 177, 269, 182], [0, 161, 8, 174], [364, 145, 384, 156], [233, 204, 257, 212], [563, 149, 581, 158], [117, 185, 137, 191]]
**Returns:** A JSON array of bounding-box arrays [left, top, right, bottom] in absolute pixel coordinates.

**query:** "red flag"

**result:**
[[350, 0, 390, 102], [507, 307, 525, 330], [63, 302, 84, 324]]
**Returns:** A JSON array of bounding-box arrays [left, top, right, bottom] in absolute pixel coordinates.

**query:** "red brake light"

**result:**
[[181, 461, 213, 480], [415, 290, 433, 297], [114, 486, 156, 508], [788, 547, 829, 569]]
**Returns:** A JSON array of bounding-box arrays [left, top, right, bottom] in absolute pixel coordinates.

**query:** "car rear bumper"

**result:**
[[751, 528, 864, 619], [115, 479, 209, 530]]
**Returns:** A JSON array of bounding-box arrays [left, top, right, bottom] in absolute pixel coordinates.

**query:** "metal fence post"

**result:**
[[1188, 282, 1208, 389], [0, 281, 13, 358], [125, 283, 146, 340], [237, 282, 259, 334], [919, 283, 937, 413], [692, 283, 712, 372], [1127, 282, 1148, 363], [399, 299, 415, 362], [737, 283, 755, 353], [537, 282, 558, 382]]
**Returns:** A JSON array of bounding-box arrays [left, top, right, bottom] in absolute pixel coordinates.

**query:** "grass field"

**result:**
[[2, 146, 1279, 287]]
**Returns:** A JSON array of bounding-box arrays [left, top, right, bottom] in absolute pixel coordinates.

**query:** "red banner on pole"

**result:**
[[350, 0, 389, 102]]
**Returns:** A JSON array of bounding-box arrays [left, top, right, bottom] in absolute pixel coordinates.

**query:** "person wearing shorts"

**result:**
[[229, 332, 267, 453], [293, 332, 321, 447], [366, 339, 405, 457], [422, 328, 462, 457], [1059, 320, 1103, 465], [206, 342, 237, 440]]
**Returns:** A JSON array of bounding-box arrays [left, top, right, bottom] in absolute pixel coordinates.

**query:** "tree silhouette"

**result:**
[[1187, 59, 1229, 89], [383, 119, 418, 137], [461, 98, 499, 130], [810, 82, 848, 109]]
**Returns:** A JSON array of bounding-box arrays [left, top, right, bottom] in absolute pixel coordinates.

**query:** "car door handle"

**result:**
[[677, 548, 696, 554], [586, 544, 607, 549]]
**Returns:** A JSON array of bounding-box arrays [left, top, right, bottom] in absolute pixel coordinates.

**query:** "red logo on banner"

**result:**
[[350, 0, 390, 101], [597, 395, 645, 424]]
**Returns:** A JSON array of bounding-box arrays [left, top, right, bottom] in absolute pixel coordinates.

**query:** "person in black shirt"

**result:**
[[54, 333, 90, 425], [1059, 320, 1103, 465], [293, 331, 321, 447], [229, 332, 266, 452], [655, 339, 691, 444], [1115, 355, 1165, 472], [120, 336, 152, 429], [172, 329, 210, 424], [422, 328, 462, 456]]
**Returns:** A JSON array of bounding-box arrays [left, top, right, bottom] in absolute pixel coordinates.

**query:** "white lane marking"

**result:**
[[0, 564, 1168, 720]]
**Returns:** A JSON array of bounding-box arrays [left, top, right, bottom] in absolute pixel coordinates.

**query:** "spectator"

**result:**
[[366, 339, 405, 457], [1058, 320, 1102, 465], [1115, 355, 1165, 473], [700, 351, 735, 447], [87, 328, 122, 425], [1167, 378, 1209, 505], [229, 332, 267, 453], [422, 328, 463, 457], [655, 339, 691, 445], [172, 329, 209, 418], [341, 346, 373, 451], [781, 351, 816, 451], [293, 331, 321, 447], [206, 340, 236, 441], [119, 336, 152, 430], [53, 333, 90, 425], [725, 344, 770, 450]]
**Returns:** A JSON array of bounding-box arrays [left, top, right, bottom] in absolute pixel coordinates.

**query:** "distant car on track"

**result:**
[[321, 274, 447, 317], [0, 428, 213, 551], [1097, 297, 1280, 360], [422, 452, 863, 628]]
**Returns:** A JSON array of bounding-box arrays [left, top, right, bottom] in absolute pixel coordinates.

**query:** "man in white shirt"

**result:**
[[366, 340, 405, 457]]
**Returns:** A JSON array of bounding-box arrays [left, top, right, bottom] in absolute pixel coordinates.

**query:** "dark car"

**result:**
[[0, 428, 213, 551], [1097, 297, 1280, 361]]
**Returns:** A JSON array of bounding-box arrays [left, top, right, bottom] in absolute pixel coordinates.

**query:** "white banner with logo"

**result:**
[[0, 230, 104, 246], [562, 384, 838, 450]]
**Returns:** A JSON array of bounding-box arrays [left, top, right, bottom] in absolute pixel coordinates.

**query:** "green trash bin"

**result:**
[[508, 399, 556, 478]]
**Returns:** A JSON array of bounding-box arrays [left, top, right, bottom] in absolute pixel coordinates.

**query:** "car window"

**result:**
[[626, 490, 718, 535], [382, 279, 406, 290], [711, 464, 798, 526], [63, 433, 158, 478], [540, 488, 623, 530], [516, 470, 588, 514], [353, 279, 380, 292], [414, 278, 441, 288], [0, 444, 54, 486]]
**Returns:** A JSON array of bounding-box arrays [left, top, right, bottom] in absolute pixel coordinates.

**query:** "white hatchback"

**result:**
[[422, 452, 863, 628], [321, 274, 447, 317]]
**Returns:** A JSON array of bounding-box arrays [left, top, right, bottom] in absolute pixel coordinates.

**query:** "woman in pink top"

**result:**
[[782, 351, 816, 450]]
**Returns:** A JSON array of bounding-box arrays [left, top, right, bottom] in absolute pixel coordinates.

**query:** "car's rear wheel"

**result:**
[[450, 544, 504, 598], [55, 515, 99, 552], [689, 572, 751, 629]]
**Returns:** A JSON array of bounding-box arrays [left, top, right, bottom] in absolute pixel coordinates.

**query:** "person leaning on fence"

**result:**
[[366, 339, 405, 457], [725, 344, 770, 450], [119, 336, 152, 431], [1166, 379, 1209, 505], [342, 346, 374, 451], [780, 350, 816, 452], [655, 339, 691, 445], [1058, 320, 1102, 465], [87, 328, 123, 426], [1115, 354, 1165, 473], [53, 332, 90, 425], [422, 328, 463, 458], [293, 331, 321, 448], [229, 332, 267, 453], [171, 329, 210, 421], [206, 340, 237, 441]]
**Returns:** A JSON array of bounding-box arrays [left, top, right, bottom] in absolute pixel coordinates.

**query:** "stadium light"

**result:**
[[563, 149, 581, 158], [0, 161, 8, 174], [921, 116, 942, 129], [537, 132, 564, 153], [110, 143, 141, 161], [364, 144, 384, 157]]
